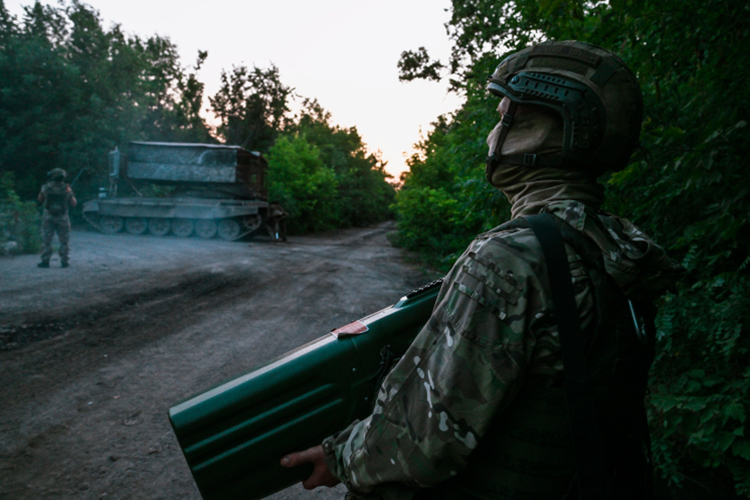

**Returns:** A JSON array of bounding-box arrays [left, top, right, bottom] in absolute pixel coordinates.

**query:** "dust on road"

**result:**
[[0, 222, 432, 500]]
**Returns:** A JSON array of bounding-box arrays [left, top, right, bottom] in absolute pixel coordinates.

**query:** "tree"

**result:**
[[397, 46, 444, 82], [173, 50, 213, 143], [266, 135, 338, 233], [209, 64, 293, 151], [266, 98, 396, 233], [289, 98, 395, 228]]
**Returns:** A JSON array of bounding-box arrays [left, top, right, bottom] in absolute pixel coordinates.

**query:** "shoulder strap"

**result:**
[[524, 213, 611, 500]]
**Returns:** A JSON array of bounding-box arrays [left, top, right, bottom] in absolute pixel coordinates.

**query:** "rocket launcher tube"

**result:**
[[168, 279, 443, 500]]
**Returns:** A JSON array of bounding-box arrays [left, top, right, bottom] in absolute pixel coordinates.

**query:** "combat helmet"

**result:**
[[486, 40, 643, 178], [47, 168, 67, 181]]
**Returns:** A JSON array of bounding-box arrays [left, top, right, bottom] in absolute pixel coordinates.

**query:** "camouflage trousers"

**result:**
[[41, 214, 71, 264]]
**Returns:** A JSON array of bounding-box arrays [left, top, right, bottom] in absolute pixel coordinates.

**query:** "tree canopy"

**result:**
[[394, 0, 749, 497], [209, 64, 293, 153]]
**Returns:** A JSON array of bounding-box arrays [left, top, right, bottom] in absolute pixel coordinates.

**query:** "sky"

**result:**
[[4, 0, 465, 179]]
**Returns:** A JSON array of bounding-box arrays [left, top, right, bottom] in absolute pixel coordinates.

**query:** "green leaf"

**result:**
[[662, 126, 686, 140], [725, 402, 747, 424], [717, 432, 737, 452], [731, 439, 750, 461], [728, 120, 747, 132], [702, 375, 723, 387], [652, 394, 680, 413], [681, 398, 707, 412], [685, 380, 702, 393]]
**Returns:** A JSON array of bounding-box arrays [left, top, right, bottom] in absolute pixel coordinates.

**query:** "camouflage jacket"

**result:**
[[322, 200, 684, 499]]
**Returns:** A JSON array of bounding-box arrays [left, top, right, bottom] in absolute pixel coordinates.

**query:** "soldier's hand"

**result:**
[[66, 184, 72, 193], [281, 445, 340, 490]]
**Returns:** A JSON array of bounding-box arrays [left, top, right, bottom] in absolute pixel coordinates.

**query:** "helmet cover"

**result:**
[[48, 168, 67, 181], [487, 40, 643, 176]]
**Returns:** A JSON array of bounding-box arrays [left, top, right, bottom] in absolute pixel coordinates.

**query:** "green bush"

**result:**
[[283, 99, 397, 230], [0, 173, 41, 255], [391, 186, 472, 269], [267, 117, 397, 234], [389, 105, 510, 272], [267, 135, 339, 234]]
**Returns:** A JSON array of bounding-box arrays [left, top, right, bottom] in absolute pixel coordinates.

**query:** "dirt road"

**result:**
[[0, 223, 432, 500]]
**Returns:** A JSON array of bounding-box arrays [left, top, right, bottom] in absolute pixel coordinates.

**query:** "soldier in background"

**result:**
[[37, 168, 77, 268]]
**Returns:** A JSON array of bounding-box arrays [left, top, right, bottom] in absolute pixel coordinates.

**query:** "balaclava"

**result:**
[[486, 99, 605, 219]]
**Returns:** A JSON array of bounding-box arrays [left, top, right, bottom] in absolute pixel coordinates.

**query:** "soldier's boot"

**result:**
[[37, 261, 50, 268], [61, 261, 69, 268]]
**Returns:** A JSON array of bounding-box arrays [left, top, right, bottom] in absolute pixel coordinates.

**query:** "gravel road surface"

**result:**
[[0, 222, 432, 500]]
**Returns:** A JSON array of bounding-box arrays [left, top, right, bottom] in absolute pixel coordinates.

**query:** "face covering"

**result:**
[[486, 100, 564, 159], [486, 102, 605, 218]]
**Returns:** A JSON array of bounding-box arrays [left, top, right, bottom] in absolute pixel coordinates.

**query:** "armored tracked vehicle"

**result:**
[[82, 142, 286, 241]]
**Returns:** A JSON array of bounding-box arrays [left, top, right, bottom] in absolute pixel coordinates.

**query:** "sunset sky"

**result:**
[[4, 0, 464, 178]]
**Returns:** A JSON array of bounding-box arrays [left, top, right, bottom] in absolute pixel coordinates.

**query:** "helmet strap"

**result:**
[[485, 100, 519, 182], [495, 153, 567, 168]]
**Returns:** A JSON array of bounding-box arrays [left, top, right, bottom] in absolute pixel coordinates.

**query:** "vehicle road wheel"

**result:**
[[242, 214, 263, 233], [195, 219, 218, 239], [99, 216, 124, 234], [148, 218, 171, 236], [125, 217, 148, 235], [172, 219, 194, 238], [218, 219, 241, 241]]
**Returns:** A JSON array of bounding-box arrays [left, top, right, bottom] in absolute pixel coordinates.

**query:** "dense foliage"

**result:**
[[0, 0, 394, 245], [395, 0, 749, 497], [0, 172, 40, 254], [277, 99, 395, 232], [209, 64, 292, 153]]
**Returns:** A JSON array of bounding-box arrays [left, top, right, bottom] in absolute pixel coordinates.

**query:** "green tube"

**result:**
[[168, 280, 442, 500]]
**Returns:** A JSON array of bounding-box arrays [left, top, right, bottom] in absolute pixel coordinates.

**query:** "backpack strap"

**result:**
[[524, 213, 611, 500]]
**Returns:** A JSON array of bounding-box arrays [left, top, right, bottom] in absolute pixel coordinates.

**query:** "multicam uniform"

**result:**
[[39, 180, 75, 265], [323, 200, 684, 500]]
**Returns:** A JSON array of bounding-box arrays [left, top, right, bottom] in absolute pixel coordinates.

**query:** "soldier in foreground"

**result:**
[[38, 168, 77, 268], [282, 41, 685, 499]]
